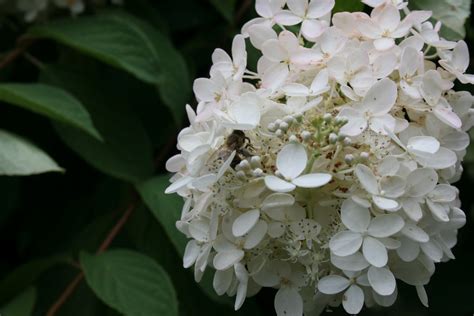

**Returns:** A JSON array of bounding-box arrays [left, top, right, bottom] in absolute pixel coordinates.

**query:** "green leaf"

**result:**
[[209, 0, 236, 22], [135, 175, 186, 255], [29, 11, 190, 123], [80, 250, 178, 316], [40, 64, 154, 183], [0, 129, 63, 176], [0, 255, 69, 305], [410, 0, 471, 40], [0, 83, 101, 141], [333, 0, 364, 13], [0, 287, 36, 316]]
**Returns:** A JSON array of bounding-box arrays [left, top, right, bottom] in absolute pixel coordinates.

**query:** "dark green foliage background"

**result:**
[[0, 0, 472, 315]]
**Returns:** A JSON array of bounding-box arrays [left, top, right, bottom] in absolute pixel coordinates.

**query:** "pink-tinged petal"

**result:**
[[374, 37, 395, 51], [274, 10, 302, 25], [307, 0, 334, 18], [301, 19, 326, 40]]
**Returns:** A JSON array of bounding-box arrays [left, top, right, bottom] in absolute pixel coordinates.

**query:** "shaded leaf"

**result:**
[[41, 64, 154, 183], [209, 0, 237, 22], [0, 287, 36, 316], [333, 0, 364, 13], [0, 130, 63, 176], [0, 255, 69, 305], [0, 83, 101, 140], [80, 250, 178, 316], [410, 0, 471, 40], [29, 11, 190, 123]]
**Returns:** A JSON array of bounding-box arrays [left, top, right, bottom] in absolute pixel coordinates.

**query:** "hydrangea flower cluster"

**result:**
[[165, 0, 472, 314]]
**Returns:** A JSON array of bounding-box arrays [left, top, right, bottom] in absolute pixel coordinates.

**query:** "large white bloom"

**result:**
[[166, 0, 472, 315]]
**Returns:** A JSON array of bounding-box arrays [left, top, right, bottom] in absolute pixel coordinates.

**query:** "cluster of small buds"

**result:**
[[165, 0, 473, 315]]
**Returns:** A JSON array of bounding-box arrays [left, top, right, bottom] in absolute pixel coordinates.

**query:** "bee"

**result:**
[[219, 130, 254, 169]]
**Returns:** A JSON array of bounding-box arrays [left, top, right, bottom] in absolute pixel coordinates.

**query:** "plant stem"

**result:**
[[45, 198, 138, 316]]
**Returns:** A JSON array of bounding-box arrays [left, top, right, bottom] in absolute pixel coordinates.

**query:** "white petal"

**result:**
[[228, 93, 261, 130], [268, 222, 286, 238], [307, 0, 334, 18], [369, 114, 396, 134], [416, 285, 429, 307], [363, 236, 388, 268], [342, 284, 365, 315], [406, 168, 438, 197], [213, 269, 234, 295], [401, 222, 429, 243], [213, 250, 245, 270], [329, 231, 363, 256], [401, 198, 423, 222], [292, 173, 332, 188], [193, 78, 217, 102], [368, 266, 396, 296], [165, 176, 192, 194], [354, 164, 379, 195], [262, 39, 287, 62], [426, 200, 449, 222], [262, 193, 295, 210], [244, 220, 268, 249], [287, 0, 306, 16], [183, 240, 200, 268], [373, 195, 399, 211], [274, 10, 303, 25], [338, 108, 367, 136], [264, 176, 296, 193], [396, 236, 420, 262], [248, 24, 278, 49], [317, 275, 350, 295], [414, 148, 457, 169], [232, 209, 261, 237], [282, 83, 310, 96], [277, 142, 307, 179], [374, 37, 395, 51], [361, 78, 397, 115], [452, 40, 470, 72], [331, 252, 370, 271], [341, 199, 371, 233], [301, 19, 326, 40], [165, 154, 185, 172], [420, 240, 443, 262], [433, 106, 462, 129], [262, 63, 289, 91], [310, 69, 330, 95], [368, 214, 405, 238], [274, 287, 303, 316], [407, 136, 440, 154]]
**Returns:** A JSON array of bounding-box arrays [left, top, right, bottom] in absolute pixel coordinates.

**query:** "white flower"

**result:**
[[339, 78, 399, 136], [166, 1, 473, 314], [357, 4, 416, 50], [274, 0, 335, 40], [264, 142, 332, 193], [354, 164, 405, 211], [318, 271, 368, 314], [439, 40, 474, 84], [329, 199, 404, 267]]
